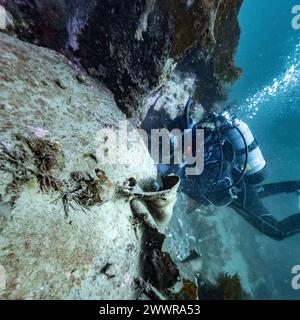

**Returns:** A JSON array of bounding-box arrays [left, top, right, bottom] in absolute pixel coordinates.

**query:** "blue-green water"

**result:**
[[164, 0, 300, 299], [229, 0, 300, 299]]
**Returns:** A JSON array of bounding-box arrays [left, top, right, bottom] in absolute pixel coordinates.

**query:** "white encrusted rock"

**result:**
[[0, 33, 157, 300]]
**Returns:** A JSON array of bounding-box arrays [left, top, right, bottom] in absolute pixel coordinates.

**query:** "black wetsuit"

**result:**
[[231, 182, 300, 240], [164, 113, 300, 241]]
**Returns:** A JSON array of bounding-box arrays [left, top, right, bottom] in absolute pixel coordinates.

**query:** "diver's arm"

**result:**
[[256, 181, 300, 198]]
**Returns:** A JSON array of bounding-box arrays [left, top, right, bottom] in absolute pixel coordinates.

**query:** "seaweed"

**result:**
[[176, 279, 198, 300], [58, 186, 90, 217], [167, 0, 216, 60], [216, 272, 244, 300], [139, 222, 179, 293], [0, 135, 64, 207], [212, 0, 243, 83], [16, 134, 64, 192], [57, 169, 113, 217], [197, 271, 245, 300], [15, 134, 63, 171]]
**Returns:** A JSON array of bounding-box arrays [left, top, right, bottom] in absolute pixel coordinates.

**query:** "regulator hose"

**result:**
[[205, 118, 224, 204], [205, 121, 249, 204], [222, 124, 249, 191]]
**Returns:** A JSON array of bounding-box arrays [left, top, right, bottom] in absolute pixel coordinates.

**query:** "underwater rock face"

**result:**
[[2, 0, 243, 117], [0, 32, 158, 299], [177, 0, 243, 110], [2, 0, 69, 50], [75, 0, 172, 118]]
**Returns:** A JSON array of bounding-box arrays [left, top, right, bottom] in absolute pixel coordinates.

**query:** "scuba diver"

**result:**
[[160, 98, 300, 241]]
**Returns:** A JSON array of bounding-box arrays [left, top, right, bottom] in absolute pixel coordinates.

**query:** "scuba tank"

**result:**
[[217, 112, 268, 185], [195, 110, 268, 207]]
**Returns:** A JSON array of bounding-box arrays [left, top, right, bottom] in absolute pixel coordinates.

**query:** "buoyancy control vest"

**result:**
[[171, 109, 268, 207]]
